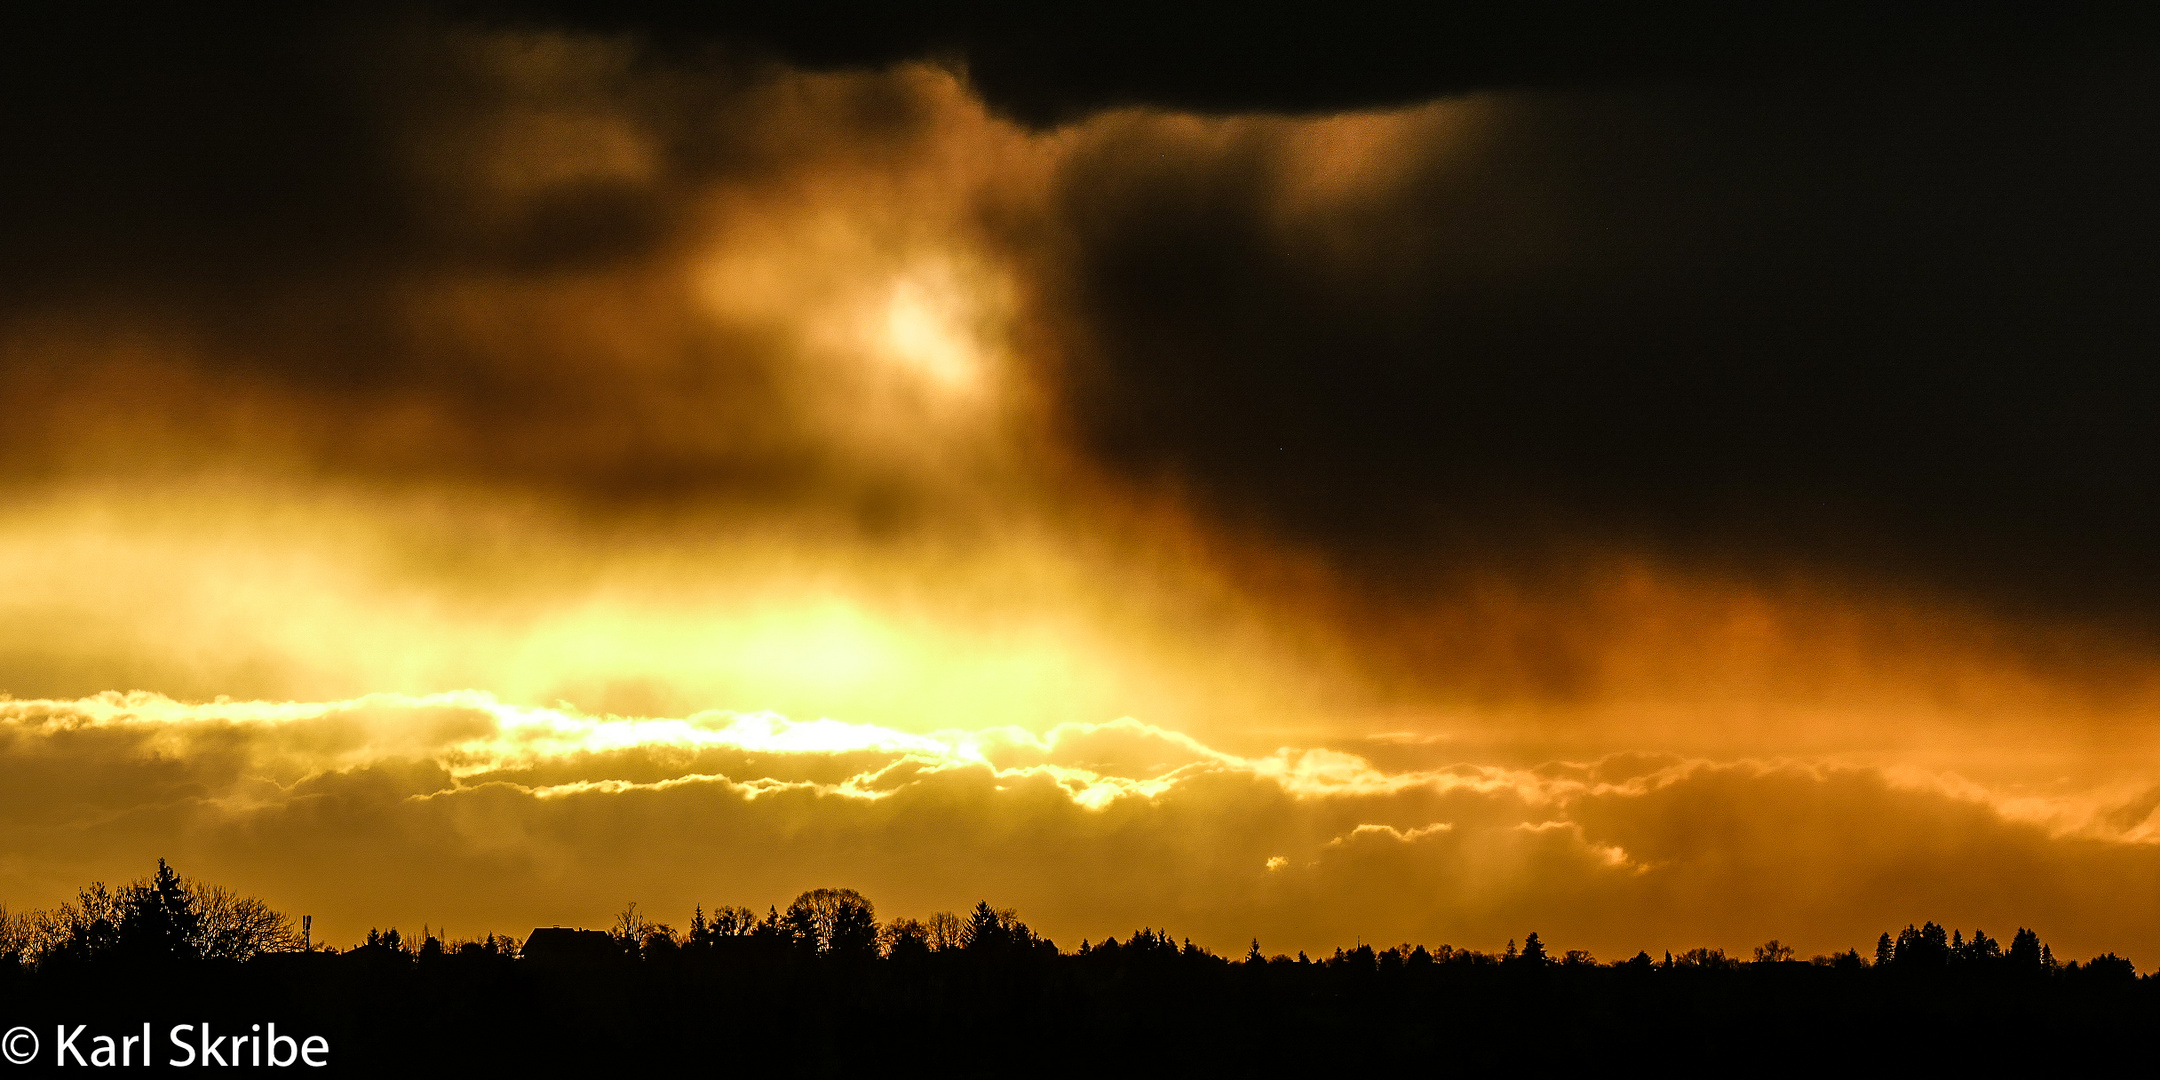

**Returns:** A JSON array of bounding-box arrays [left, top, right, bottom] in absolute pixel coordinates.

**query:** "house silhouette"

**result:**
[[522, 927, 615, 965]]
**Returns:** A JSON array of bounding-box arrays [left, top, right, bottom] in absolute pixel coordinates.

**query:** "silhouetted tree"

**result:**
[[0, 904, 24, 972], [116, 860, 200, 962], [1378, 945, 1404, 974], [2078, 953, 2136, 984], [1753, 939, 1794, 964], [693, 905, 758, 946], [828, 894, 878, 960], [32, 863, 298, 965], [879, 917, 930, 960], [2009, 928, 2044, 969], [784, 888, 877, 958], [361, 927, 407, 959], [1519, 932, 1548, 966], [963, 902, 1005, 951], [53, 881, 124, 963], [190, 883, 298, 961], [613, 901, 650, 956], [925, 911, 964, 952], [783, 899, 820, 953], [1675, 948, 1734, 970], [455, 933, 516, 960], [752, 906, 789, 947], [1956, 929, 2002, 964], [959, 901, 1040, 953], [1333, 944, 1377, 974], [612, 901, 676, 959], [1893, 922, 1951, 968]]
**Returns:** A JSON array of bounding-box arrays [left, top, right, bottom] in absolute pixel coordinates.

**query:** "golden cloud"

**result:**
[[6, 692, 2160, 966]]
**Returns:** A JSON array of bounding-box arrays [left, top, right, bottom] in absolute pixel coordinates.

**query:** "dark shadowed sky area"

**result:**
[[10, 3, 2160, 621]]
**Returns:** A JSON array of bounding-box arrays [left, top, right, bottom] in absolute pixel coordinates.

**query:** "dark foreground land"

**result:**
[[2, 867, 2152, 1074], [4, 934, 2156, 1074]]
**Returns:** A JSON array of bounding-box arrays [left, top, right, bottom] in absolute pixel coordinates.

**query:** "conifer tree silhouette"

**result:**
[[1519, 932, 1547, 966], [120, 859, 202, 962], [2009, 928, 2043, 969]]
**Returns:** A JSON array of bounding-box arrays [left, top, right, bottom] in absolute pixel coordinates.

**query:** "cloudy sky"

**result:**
[[6, 3, 2160, 962]]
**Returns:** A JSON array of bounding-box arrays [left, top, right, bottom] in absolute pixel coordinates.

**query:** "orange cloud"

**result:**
[[6, 692, 2160, 966]]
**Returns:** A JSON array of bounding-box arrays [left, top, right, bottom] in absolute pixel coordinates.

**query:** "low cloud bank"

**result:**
[[5, 692, 2157, 965]]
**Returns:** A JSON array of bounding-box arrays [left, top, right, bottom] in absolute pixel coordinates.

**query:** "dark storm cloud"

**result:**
[[8, 2, 2160, 627], [0, 9, 1027, 504], [1033, 89, 2160, 623], [1, 6, 842, 329], [2, 8, 395, 303], [513, 2, 2160, 122], [487, 2, 2160, 625], [11, 2, 2151, 288]]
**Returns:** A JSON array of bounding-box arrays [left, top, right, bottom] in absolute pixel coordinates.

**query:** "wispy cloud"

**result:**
[[6, 691, 2160, 964]]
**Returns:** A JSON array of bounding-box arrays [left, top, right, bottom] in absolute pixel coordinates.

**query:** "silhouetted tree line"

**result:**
[[3, 863, 2155, 1073], [0, 860, 297, 971]]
